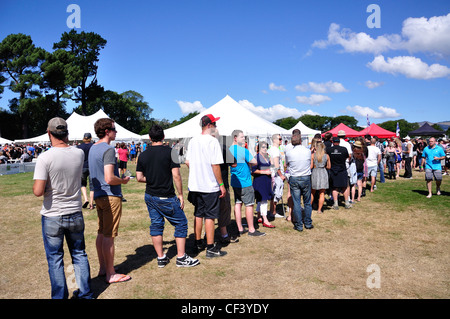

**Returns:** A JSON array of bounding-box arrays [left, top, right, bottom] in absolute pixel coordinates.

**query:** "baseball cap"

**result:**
[[47, 117, 68, 135], [83, 132, 92, 139], [200, 114, 220, 127], [332, 136, 340, 142]]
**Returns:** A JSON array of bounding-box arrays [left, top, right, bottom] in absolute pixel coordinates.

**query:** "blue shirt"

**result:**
[[229, 144, 253, 188], [422, 145, 445, 170]]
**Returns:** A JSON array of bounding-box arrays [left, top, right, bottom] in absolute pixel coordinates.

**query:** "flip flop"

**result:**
[[107, 274, 131, 284], [82, 201, 89, 208]]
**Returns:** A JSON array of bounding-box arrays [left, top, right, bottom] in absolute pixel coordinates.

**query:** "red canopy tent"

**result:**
[[322, 123, 363, 137], [359, 123, 396, 139]]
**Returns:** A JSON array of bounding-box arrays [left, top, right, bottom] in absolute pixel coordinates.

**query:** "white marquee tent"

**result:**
[[14, 109, 142, 144], [0, 137, 14, 145], [289, 120, 321, 137], [147, 95, 290, 140]]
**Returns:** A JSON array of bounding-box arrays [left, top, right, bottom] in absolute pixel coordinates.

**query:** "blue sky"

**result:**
[[1, 0, 449, 127]]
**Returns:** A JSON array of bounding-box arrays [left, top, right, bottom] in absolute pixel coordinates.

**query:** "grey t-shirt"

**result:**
[[33, 146, 84, 217], [88, 142, 122, 199]]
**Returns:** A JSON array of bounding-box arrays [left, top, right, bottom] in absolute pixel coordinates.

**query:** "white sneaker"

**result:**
[[176, 254, 200, 267]]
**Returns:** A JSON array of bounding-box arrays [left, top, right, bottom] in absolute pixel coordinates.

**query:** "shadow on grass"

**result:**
[[412, 189, 450, 196], [90, 238, 189, 298]]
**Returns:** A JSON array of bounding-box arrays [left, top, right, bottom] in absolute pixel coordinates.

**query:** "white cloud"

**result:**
[[269, 82, 287, 91], [238, 100, 319, 122], [364, 80, 384, 89], [346, 105, 400, 119], [401, 14, 450, 57], [367, 55, 450, 80], [295, 81, 348, 93], [312, 14, 450, 57], [312, 23, 401, 54], [175, 100, 205, 114], [296, 94, 331, 106]]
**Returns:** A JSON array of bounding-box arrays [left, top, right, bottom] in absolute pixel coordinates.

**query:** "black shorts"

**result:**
[[81, 168, 93, 189], [118, 160, 127, 170], [188, 191, 221, 220]]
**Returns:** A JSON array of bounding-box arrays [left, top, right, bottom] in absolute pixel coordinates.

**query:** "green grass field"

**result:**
[[0, 164, 449, 299]]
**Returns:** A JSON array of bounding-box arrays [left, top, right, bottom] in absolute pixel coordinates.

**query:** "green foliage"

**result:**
[[377, 119, 419, 138], [53, 29, 107, 115]]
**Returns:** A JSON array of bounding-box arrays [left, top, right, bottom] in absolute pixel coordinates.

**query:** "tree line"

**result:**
[[0, 30, 187, 140], [273, 115, 447, 138]]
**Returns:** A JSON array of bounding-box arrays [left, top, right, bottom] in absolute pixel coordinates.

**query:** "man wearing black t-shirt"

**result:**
[[136, 125, 199, 268], [327, 137, 351, 209]]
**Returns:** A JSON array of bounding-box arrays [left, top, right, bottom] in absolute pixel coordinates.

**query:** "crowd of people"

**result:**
[[9, 113, 446, 299], [0, 142, 50, 163]]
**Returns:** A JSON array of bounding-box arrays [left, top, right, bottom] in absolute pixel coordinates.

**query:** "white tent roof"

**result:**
[[0, 137, 14, 145], [290, 120, 321, 136], [14, 109, 142, 144], [150, 95, 290, 139]]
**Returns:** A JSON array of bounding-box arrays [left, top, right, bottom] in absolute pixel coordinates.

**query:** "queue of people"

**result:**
[[26, 114, 448, 299]]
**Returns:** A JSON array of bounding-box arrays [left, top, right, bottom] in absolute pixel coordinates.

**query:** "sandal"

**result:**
[[107, 273, 131, 284], [263, 223, 275, 228]]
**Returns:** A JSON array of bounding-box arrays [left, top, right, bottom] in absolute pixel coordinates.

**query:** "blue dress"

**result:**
[[252, 153, 274, 202]]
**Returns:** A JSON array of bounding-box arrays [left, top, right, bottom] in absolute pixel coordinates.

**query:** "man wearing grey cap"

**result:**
[[33, 117, 93, 299]]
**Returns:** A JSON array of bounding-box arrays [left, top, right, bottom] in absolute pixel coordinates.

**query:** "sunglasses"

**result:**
[[107, 127, 117, 132]]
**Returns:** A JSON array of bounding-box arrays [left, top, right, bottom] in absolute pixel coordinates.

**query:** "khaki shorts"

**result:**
[[95, 196, 123, 237]]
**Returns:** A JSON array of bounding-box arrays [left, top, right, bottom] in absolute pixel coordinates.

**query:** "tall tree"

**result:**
[[53, 30, 106, 115], [41, 49, 79, 109], [0, 33, 46, 137]]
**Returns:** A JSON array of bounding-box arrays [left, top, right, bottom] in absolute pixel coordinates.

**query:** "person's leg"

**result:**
[[234, 202, 244, 232], [259, 201, 273, 226], [96, 196, 129, 283], [426, 181, 433, 198], [378, 160, 385, 183], [66, 212, 92, 299], [300, 176, 313, 228], [42, 215, 68, 299], [317, 189, 325, 212], [81, 186, 88, 204], [289, 177, 303, 230], [204, 218, 215, 246], [245, 204, 256, 233]]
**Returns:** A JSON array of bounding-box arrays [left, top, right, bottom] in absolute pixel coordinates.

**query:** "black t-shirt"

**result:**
[[77, 142, 93, 168], [327, 145, 349, 172], [136, 145, 180, 197]]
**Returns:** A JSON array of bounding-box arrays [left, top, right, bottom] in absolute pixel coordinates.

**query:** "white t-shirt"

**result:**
[[366, 145, 381, 167], [285, 145, 311, 177], [33, 146, 84, 217], [340, 138, 352, 168], [186, 134, 224, 193]]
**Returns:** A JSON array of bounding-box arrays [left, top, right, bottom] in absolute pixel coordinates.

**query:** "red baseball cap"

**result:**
[[200, 114, 220, 127]]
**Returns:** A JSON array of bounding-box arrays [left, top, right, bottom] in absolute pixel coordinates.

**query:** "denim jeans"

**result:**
[[144, 193, 188, 238], [41, 211, 92, 299], [288, 175, 313, 230], [378, 160, 385, 183]]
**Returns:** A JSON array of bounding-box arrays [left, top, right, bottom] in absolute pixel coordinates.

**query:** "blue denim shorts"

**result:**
[[144, 193, 188, 238], [367, 166, 377, 177]]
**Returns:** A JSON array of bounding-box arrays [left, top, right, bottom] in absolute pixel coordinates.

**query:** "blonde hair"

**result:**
[[315, 142, 325, 163]]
